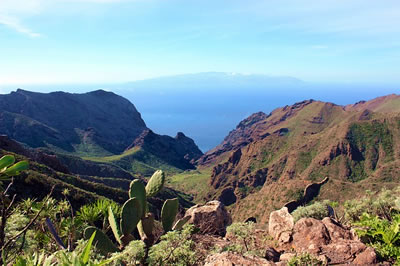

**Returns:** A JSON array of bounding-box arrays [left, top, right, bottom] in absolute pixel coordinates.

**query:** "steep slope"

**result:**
[[0, 139, 194, 210], [84, 130, 203, 175], [196, 94, 400, 222], [0, 89, 147, 155], [0, 89, 203, 173]]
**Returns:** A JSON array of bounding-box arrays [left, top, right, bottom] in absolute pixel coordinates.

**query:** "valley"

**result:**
[[1, 89, 399, 265]]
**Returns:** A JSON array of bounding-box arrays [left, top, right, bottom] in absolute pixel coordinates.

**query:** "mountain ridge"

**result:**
[[186, 94, 400, 222], [0, 89, 203, 174]]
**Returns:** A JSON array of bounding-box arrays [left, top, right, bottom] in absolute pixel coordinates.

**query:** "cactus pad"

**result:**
[[145, 170, 165, 197], [120, 197, 142, 235], [161, 198, 179, 232]]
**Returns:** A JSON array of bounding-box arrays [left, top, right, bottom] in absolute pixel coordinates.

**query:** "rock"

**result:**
[[322, 240, 368, 264], [292, 218, 330, 253], [265, 247, 280, 262], [291, 217, 378, 264], [279, 252, 296, 261], [321, 217, 352, 241], [204, 252, 274, 266], [184, 200, 231, 236], [268, 207, 294, 243]]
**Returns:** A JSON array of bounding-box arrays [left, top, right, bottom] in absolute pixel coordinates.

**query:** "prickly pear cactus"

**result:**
[[84, 227, 119, 254], [145, 170, 165, 197], [120, 197, 142, 236], [129, 179, 147, 216], [161, 198, 179, 232]]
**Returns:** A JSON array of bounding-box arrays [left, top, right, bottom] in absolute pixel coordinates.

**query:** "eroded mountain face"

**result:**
[[199, 94, 400, 222]]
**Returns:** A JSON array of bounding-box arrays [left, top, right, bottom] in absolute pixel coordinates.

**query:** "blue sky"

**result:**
[[1, 0, 400, 86]]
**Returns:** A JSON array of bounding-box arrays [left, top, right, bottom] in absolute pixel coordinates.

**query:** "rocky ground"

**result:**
[[183, 201, 381, 265]]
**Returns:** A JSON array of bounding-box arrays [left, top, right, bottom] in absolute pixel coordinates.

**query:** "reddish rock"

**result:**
[[321, 217, 352, 241], [353, 247, 377, 265], [204, 252, 274, 266], [291, 218, 377, 265]]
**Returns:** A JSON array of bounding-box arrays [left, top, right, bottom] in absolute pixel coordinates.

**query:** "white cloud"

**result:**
[[0, 0, 135, 37], [0, 14, 41, 37], [0, 0, 43, 37]]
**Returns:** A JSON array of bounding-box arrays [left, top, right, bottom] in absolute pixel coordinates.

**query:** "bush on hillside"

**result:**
[[344, 187, 400, 223], [291, 200, 331, 222]]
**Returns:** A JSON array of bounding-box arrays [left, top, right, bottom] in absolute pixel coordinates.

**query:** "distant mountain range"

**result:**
[[120, 72, 304, 91]]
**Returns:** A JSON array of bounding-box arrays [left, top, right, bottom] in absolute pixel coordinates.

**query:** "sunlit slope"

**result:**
[[184, 95, 400, 222]]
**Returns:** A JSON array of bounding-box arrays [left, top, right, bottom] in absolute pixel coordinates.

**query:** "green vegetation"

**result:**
[[84, 170, 189, 261], [167, 169, 212, 203], [288, 253, 326, 266], [84, 147, 182, 176], [224, 222, 263, 256], [340, 187, 400, 263], [147, 224, 198, 265], [343, 187, 400, 223], [355, 213, 400, 262], [347, 121, 394, 164], [286, 187, 304, 202], [291, 200, 331, 222]]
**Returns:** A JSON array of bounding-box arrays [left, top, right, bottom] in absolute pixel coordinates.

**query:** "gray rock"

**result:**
[[268, 207, 294, 243], [185, 200, 231, 236]]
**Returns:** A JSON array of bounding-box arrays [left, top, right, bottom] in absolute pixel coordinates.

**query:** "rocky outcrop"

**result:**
[[291, 217, 377, 264], [268, 207, 294, 244], [209, 149, 242, 189], [127, 129, 203, 170], [184, 201, 231, 236], [284, 177, 329, 213], [204, 252, 274, 266]]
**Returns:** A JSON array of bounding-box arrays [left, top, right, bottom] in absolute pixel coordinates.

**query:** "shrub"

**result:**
[[147, 224, 198, 266], [225, 222, 262, 256], [109, 240, 145, 266], [292, 200, 331, 222], [288, 253, 326, 266], [354, 213, 400, 262], [344, 187, 400, 223]]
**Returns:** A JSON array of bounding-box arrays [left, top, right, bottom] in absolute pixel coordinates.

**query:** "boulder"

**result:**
[[268, 207, 294, 243], [291, 218, 377, 264], [204, 252, 274, 266], [292, 218, 330, 253], [184, 200, 231, 236], [321, 217, 352, 241]]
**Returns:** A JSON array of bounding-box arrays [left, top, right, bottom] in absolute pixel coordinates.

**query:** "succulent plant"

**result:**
[[84, 170, 189, 254], [0, 155, 29, 180]]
